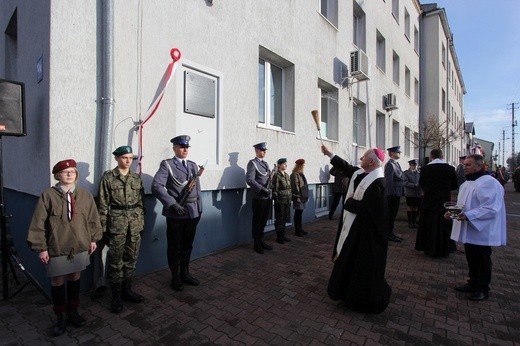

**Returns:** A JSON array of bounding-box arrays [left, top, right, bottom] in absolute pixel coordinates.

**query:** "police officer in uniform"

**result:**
[[246, 142, 274, 254], [152, 135, 202, 291], [385, 146, 404, 242], [98, 146, 145, 313]]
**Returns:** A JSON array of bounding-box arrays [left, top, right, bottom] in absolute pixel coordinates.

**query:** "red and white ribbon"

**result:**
[[137, 48, 182, 173]]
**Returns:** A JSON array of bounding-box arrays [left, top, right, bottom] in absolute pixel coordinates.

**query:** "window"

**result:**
[[413, 26, 419, 53], [353, 1, 366, 51], [320, 0, 338, 28], [258, 47, 295, 131], [404, 8, 410, 39], [319, 80, 339, 140], [392, 0, 399, 22], [414, 78, 419, 104], [316, 184, 329, 213], [376, 31, 386, 72], [441, 43, 446, 68], [376, 112, 386, 149], [404, 127, 411, 156], [392, 51, 400, 85], [392, 120, 400, 146], [352, 100, 367, 146], [405, 66, 410, 96], [441, 89, 446, 113]]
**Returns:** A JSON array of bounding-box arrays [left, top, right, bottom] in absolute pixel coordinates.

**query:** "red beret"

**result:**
[[52, 159, 77, 174], [295, 159, 305, 165]]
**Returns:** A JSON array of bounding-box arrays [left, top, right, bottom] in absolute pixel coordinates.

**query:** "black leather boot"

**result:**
[[260, 235, 273, 250], [52, 313, 67, 337], [253, 239, 264, 254], [282, 230, 291, 242], [407, 211, 413, 228], [111, 283, 123, 313], [295, 224, 303, 237], [180, 266, 200, 286], [171, 272, 184, 291], [122, 278, 144, 303], [276, 231, 285, 244], [412, 211, 418, 228]]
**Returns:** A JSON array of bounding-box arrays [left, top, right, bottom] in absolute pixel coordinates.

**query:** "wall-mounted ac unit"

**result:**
[[350, 50, 369, 81], [384, 93, 398, 111]]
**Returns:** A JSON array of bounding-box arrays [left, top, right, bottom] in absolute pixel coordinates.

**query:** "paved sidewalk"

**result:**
[[1, 184, 520, 345]]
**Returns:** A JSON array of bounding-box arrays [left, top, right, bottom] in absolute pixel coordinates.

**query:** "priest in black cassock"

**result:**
[[321, 145, 392, 314]]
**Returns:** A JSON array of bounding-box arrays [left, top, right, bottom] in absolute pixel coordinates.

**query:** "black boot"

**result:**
[[180, 265, 200, 286], [171, 271, 184, 291], [253, 238, 264, 254], [411, 211, 417, 228], [111, 283, 123, 313], [276, 231, 285, 244], [67, 279, 85, 327], [260, 234, 273, 250], [282, 230, 291, 242], [51, 284, 67, 336], [407, 211, 413, 228], [295, 224, 303, 237], [122, 278, 144, 303]]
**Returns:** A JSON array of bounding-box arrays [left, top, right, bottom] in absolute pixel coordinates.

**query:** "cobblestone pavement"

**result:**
[[1, 184, 519, 345]]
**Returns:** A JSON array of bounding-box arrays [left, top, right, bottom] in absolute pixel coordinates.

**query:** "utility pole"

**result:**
[[510, 103, 518, 172], [503, 129, 506, 167]]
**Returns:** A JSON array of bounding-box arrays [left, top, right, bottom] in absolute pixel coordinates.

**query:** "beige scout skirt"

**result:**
[[45, 251, 90, 277]]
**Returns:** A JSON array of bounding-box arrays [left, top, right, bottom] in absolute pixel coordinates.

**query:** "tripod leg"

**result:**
[[10, 252, 51, 303]]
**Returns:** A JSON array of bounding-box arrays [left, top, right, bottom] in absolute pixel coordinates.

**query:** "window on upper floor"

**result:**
[[392, 120, 400, 147], [405, 66, 410, 96], [414, 78, 419, 104], [393, 51, 400, 85], [352, 100, 367, 147], [376, 30, 386, 72], [413, 26, 419, 53], [404, 127, 411, 156], [258, 47, 295, 131], [441, 43, 446, 68], [392, 0, 399, 22], [353, 1, 366, 51], [404, 8, 410, 40], [376, 112, 386, 149], [319, 80, 339, 141], [441, 88, 446, 113], [320, 0, 338, 28]]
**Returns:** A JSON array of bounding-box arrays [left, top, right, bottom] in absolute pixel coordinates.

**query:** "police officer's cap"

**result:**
[[112, 146, 133, 157], [459, 155, 467, 160], [277, 158, 287, 165], [171, 135, 191, 147], [408, 159, 418, 165], [387, 146, 401, 153], [253, 142, 267, 151]]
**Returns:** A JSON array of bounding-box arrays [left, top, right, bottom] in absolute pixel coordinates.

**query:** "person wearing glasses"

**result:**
[[98, 146, 145, 313], [27, 159, 102, 337], [152, 135, 203, 291]]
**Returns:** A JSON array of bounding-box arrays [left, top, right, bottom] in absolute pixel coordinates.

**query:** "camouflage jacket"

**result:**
[[272, 170, 292, 204], [98, 167, 145, 231]]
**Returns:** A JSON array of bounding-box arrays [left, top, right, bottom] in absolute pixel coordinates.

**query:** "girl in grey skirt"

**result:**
[[27, 159, 102, 337]]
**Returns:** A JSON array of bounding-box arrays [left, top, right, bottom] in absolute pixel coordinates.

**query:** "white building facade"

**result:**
[[0, 0, 462, 287]]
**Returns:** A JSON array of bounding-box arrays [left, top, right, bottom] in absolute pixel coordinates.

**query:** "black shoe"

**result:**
[[68, 309, 86, 328], [110, 284, 123, 313], [295, 231, 304, 237], [122, 279, 145, 303], [388, 234, 402, 242], [180, 273, 200, 286], [282, 236, 291, 242], [468, 291, 489, 301], [276, 237, 284, 244], [171, 276, 184, 291], [260, 240, 273, 250], [52, 314, 66, 337], [254, 240, 264, 254], [301, 229, 308, 235], [454, 284, 476, 293]]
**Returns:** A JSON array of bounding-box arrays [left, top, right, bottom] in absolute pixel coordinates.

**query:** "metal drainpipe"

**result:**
[[99, 0, 115, 180]]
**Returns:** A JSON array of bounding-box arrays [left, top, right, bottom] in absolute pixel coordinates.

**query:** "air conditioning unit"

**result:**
[[350, 50, 369, 81], [384, 93, 398, 111]]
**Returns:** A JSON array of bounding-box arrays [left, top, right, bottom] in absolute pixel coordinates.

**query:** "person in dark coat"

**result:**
[[415, 149, 458, 257], [403, 159, 421, 228], [321, 145, 391, 314], [328, 166, 349, 220], [456, 156, 466, 187], [384, 146, 404, 242]]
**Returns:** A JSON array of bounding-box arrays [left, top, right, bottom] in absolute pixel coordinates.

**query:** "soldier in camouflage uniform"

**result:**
[[272, 158, 292, 244], [98, 146, 145, 313]]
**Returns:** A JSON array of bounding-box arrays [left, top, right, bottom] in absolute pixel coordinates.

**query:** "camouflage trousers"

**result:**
[[107, 225, 142, 284]]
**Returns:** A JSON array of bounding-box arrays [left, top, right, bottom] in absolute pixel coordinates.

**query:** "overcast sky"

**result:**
[[432, 0, 520, 162]]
